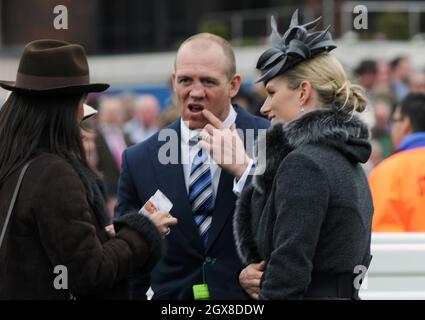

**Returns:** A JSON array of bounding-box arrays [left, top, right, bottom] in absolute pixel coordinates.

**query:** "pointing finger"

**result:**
[[202, 109, 224, 129]]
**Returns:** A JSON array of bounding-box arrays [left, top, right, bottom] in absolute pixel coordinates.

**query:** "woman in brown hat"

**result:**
[[0, 39, 177, 299]]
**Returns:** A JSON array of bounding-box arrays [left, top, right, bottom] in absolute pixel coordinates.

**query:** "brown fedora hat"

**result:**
[[0, 39, 109, 95]]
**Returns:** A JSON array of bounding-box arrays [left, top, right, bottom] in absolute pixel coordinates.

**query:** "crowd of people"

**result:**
[[0, 9, 424, 300]]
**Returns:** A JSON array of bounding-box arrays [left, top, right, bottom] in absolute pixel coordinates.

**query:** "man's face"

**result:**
[[134, 98, 159, 128], [100, 99, 126, 128], [391, 107, 410, 149], [398, 59, 412, 83], [360, 72, 377, 90], [173, 41, 240, 129], [410, 73, 425, 94]]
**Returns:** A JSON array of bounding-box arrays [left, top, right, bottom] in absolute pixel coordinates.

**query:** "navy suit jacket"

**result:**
[[114, 105, 269, 299]]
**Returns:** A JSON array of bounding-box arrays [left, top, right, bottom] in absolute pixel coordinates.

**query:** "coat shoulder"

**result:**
[[287, 143, 347, 171], [27, 153, 86, 197], [282, 145, 329, 171], [31, 153, 78, 178]]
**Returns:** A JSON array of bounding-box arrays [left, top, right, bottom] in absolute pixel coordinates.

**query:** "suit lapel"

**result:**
[[206, 169, 236, 251], [151, 120, 204, 253], [206, 106, 255, 252]]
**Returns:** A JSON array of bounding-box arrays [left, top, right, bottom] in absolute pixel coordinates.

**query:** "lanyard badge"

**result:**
[[193, 258, 216, 300]]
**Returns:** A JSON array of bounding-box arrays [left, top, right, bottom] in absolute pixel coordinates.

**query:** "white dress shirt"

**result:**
[[180, 105, 253, 198]]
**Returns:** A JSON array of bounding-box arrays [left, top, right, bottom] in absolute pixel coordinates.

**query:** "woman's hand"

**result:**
[[105, 224, 116, 237], [147, 211, 178, 237], [239, 261, 266, 300]]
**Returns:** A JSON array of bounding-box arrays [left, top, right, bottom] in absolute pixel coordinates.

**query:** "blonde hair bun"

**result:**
[[283, 53, 368, 113]]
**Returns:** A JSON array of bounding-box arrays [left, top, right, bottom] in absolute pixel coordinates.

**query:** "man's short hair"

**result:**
[[400, 93, 425, 132], [175, 33, 236, 80], [355, 59, 377, 76], [390, 56, 407, 71]]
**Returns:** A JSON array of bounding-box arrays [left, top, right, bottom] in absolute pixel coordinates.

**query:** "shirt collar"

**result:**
[[396, 132, 425, 152], [180, 104, 237, 145]]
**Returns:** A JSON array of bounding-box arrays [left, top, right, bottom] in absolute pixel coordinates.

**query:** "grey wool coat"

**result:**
[[233, 109, 374, 300]]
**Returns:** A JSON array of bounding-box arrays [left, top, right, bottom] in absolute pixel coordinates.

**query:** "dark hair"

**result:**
[[0, 92, 88, 184], [399, 93, 425, 132], [355, 59, 377, 76], [390, 56, 407, 71]]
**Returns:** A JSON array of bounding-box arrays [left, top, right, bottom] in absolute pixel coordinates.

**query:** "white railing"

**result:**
[[360, 233, 425, 300]]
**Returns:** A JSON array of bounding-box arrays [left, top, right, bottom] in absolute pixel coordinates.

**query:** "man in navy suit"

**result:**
[[114, 33, 269, 300]]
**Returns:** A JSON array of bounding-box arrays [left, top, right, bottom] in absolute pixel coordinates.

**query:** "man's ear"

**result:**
[[171, 73, 177, 93], [229, 73, 241, 98]]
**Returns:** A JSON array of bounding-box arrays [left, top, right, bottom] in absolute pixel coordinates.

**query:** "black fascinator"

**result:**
[[256, 9, 337, 83]]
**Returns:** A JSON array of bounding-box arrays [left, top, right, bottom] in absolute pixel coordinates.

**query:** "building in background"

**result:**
[[0, 0, 247, 54], [0, 0, 325, 54]]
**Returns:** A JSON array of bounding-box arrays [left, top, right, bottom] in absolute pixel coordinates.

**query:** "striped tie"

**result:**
[[189, 149, 214, 247]]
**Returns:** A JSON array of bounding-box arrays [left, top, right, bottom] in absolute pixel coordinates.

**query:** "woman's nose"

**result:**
[[260, 100, 270, 116]]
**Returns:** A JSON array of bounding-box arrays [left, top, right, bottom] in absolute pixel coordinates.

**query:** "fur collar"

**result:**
[[252, 109, 370, 194]]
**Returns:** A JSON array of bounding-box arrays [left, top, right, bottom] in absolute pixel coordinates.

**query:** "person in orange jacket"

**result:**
[[369, 93, 425, 231]]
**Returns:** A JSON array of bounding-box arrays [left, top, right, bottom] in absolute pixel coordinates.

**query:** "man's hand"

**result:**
[[198, 109, 251, 180], [239, 261, 266, 300]]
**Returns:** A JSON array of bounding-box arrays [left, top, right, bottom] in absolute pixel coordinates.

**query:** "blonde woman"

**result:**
[[233, 11, 373, 299]]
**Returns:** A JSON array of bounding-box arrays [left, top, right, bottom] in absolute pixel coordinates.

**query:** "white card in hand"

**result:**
[[139, 190, 173, 216]]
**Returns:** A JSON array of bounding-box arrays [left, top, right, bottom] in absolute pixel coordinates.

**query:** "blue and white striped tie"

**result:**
[[189, 148, 214, 247]]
